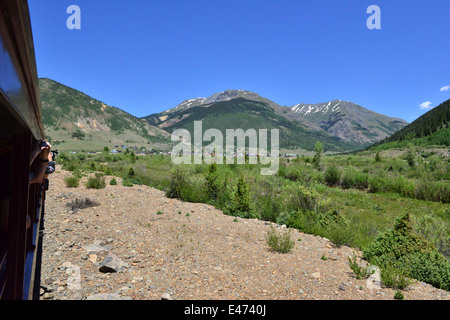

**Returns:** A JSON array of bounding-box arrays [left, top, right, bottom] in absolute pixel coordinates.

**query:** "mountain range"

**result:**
[[143, 89, 408, 151], [290, 100, 408, 147], [39, 79, 409, 152]]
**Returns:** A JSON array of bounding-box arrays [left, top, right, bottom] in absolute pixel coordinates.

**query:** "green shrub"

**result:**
[[86, 173, 106, 189], [353, 171, 369, 189], [64, 175, 80, 188], [204, 163, 219, 200], [122, 178, 134, 187], [375, 152, 382, 162], [276, 165, 286, 179], [397, 251, 449, 290], [312, 141, 323, 169], [110, 177, 118, 185], [415, 180, 450, 203], [363, 212, 450, 291], [404, 149, 416, 167], [163, 165, 208, 203], [225, 175, 257, 218], [103, 166, 113, 175], [380, 265, 415, 290], [325, 223, 354, 248], [166, 166, 188, 199], [214, 176, 233, 211], [340, 168, 369, 190], [284, 166, 302, 181], [348, 254, 368, 280], [368, 175, 386, 193], [369, 173, 448, 203], [394, 291, 404, 300], [128, 167, 135, 178], [387, 175, 415, 198], [76, 153, 87, 161], [178, 176, 209, 204], [414, 213, 449, 258], [275, 186, 350, 246], [235, 175, 251, 212], [324, 165, 341, 186], [265, 226, 295, 253], [295, 185, 321, 212]]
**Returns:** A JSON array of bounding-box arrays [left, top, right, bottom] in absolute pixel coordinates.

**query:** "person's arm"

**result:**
[[29, 141, 52, 184], [45, 147, 56, 175]]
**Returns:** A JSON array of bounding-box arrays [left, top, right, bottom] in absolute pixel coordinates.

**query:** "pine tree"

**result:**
[[375, 152, 381, 162], [312, 141, 323, 168], [235, 176, 251, 213], [128, 167, 135, 178], [205, 162, 219, 200]]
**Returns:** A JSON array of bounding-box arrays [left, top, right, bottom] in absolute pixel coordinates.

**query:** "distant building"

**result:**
[[284, 153, 297, 158]]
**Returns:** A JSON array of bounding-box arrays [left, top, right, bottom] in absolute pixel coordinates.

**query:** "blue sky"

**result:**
[[29, 0, 449, 121]]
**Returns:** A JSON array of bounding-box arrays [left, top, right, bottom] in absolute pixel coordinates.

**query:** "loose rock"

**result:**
[[86, 293, 132, 300], [161, 293, 173, 300], [311, 272, 321, 280], [99, 253, 125, 273]]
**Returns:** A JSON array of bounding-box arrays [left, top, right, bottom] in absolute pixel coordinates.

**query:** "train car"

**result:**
[[0, 0, 47, 300]]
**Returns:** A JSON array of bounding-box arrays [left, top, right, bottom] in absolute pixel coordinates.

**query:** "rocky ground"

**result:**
[[39, 166, 449, 301]]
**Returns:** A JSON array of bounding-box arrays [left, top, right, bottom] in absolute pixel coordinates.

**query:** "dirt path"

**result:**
[[39, 167, 449, 300]]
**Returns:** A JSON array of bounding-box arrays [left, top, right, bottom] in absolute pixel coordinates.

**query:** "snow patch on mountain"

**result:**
[[291, 100, 342, 116]]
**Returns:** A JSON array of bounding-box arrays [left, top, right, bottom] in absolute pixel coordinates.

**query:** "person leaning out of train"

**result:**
[[29, 140, 56, 184]]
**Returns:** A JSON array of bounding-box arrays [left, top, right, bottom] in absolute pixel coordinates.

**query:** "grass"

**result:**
[[44, 125, 169, 153], [348, 254, 368, 280]]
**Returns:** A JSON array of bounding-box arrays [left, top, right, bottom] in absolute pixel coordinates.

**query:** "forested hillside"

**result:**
[[371, 99, 450, 149]]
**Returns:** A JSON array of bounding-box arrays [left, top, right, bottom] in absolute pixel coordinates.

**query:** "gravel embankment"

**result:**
[[39, 167, 450, 300]]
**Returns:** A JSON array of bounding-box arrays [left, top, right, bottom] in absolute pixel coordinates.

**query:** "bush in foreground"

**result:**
[[363, 212, 450, 291], [166, 167, 187, 199], [64, 175, 80, 188], [85, 173, 106, 189], [265, 225, 295, 253], [324, 165, 341, 186]]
